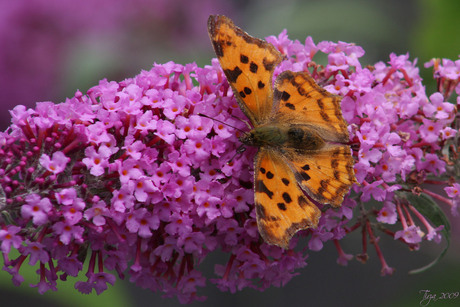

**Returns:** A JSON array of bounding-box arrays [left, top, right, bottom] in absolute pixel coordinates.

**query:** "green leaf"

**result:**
[[398, 191, 451, 274]]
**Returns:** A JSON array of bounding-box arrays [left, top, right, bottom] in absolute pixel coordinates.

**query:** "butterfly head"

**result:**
[[239, 131, 256, 146]]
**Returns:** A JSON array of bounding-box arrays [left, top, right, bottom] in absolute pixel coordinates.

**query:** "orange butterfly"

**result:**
[[208, 15, 356, 249]]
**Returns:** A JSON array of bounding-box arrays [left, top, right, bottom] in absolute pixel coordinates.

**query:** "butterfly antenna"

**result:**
[[197, 113, 247, 133], [197, 113, 249, 164], [229, 113, 252, 130], [227, 144, 246, 164]]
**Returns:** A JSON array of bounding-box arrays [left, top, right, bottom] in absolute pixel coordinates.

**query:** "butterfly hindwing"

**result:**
[[208, 15, 283, 125], [273, 70, 349, 143], [254, 148, 321, 249], [286, 144, 356, 207]]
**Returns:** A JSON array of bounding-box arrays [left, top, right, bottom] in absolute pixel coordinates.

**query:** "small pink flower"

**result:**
[[0, 225, 23, 254], [125, 208, 159, 238], [82, 145, 112, 176], [394, 225, 423, 244], [445, 183, 460, 198], [55, 188, 77, 205], [62, 198, 85, 225], [22, 241, 49, 265], [39, 151, 70, 174], [426, 225, 444, 243], [52, 222, 84, 245], [86, 122, 111, 144], [84, 200, 110, 226], [377, 201, 397, 224], [21, 194, 52, 226]]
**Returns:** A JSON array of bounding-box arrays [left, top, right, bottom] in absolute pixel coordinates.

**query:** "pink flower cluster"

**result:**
[[0, 29, 458, 303]]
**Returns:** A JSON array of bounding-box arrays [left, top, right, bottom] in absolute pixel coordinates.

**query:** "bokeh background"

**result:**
[[1, 0, 459, 306]]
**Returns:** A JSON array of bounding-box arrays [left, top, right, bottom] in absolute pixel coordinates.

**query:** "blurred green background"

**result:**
[[1, 0, 459, 306]]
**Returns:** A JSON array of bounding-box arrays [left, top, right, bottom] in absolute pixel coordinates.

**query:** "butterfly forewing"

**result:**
[[273, 71, 349, 143], [208, 15, 283, 125]]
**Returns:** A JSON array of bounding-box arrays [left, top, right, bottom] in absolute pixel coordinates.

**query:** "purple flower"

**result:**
[[445, 183, 460, 216], [394, 225, 423, 244], [39, 151, 70, 174], [21, 194, 53, 226], [90, 272, 116, 295], [361, 180, 386, 202], [84, 199, 110, 226], [308, 229, 334, 251], [58, 256, 83, 277], [0, 226, 23, 254], [52, 222, 84, 245], [62, 198, 85, 225], [426, 225, 444, 244], [125, 208, 159, 238], [82, 146, 112, 176], [177, 231, 206, 254], [22, 241, 49, 265], [445, 183, 460, 199], [377, 201, 397, 224], [55, 188, 77, 205]]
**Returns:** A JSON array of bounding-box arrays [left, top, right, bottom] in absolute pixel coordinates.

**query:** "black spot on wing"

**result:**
[[317, 181, 329, 197], [333, 170, 340, 180], [223, 66, 243, 83], [285, 103, 295, 110], [269, 215, 280, 221], [297, 85, 311, 97], [282, 178, 290, 186], [318, 99, 331, 122], [282, 192, 292, 203], [212, 40, 224, 58], [266, 171, 274, 179], [300, 171, 311, 182], [250, 62, 258, 73], [277, 202, 287, 211], [258, 81, 265, 89], [274, 89, 291, 102], [332, 149, 341, 157], [263, 58, 277, 71], [256, 180, 274, 199], [244, 87, 252, 95], [240, 54, 249, 63], [298, 195, 308, 208], [331, 159, 339, 168], [281, 92, 291, 101], [255, 202, 266, 219], [281, 70, 294, 81]]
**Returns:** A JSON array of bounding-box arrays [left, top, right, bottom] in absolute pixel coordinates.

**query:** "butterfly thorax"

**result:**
[[239, 124, 325, 151]]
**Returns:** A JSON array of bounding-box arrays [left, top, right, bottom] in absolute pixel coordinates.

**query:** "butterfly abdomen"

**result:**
[[285, 126, 325, 151], [240, 124, 325, 151]]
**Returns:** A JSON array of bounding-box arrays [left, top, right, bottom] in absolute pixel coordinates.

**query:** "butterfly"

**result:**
[[207, 15, 356, 249]]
